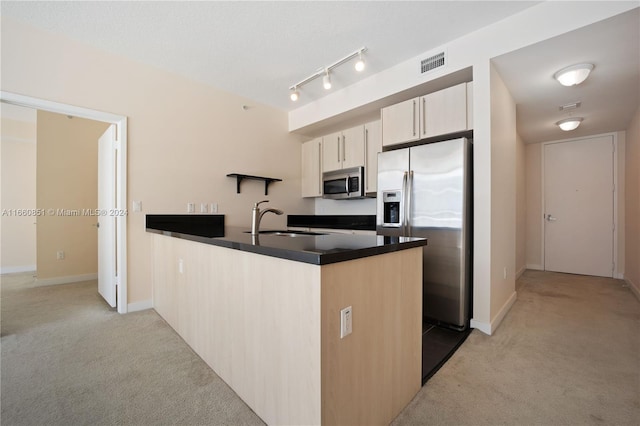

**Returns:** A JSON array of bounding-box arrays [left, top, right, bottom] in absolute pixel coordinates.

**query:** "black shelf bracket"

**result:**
[[227, 173, 282, 195]]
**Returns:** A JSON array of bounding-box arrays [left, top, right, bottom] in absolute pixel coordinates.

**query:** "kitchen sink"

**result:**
[[243, 230, 327, 237]]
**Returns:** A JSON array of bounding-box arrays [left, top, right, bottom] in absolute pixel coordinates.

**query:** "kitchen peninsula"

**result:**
[[147, 215, 427, 425]]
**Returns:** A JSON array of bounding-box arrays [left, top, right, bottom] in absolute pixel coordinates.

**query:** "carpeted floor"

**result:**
[[1, 270, 639, 425]]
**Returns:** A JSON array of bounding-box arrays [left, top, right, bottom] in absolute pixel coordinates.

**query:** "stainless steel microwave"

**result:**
[[322, 166, 366, 199]]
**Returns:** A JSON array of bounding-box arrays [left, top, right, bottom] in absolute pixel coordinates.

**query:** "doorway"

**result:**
[[543, 134, 617, 278], [1, 91, 129, 313]]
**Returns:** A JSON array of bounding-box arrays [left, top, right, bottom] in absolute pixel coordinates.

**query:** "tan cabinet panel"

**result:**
[[301, 138, 322, 197]]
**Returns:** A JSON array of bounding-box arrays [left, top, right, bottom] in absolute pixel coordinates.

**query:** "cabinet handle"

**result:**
[[342, 135, 346, 162], [337, 136, 340, 163], [412, 100, 416, 136], [422, 97, 426, 136], [364, 129, 369, 191]]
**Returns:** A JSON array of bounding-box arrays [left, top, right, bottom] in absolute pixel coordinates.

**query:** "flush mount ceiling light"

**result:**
[[554, 63, 594, 86], [289, 47, 367, 101], [556, 117, 583, 131]]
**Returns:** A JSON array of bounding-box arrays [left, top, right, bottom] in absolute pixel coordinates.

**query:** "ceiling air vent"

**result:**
[[421, 52, 446, 74]]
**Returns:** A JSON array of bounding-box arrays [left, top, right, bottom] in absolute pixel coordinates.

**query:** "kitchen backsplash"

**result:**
[[314, 197, 376, 216]]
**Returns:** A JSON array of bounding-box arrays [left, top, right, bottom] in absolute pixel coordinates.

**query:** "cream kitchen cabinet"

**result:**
[[364, 119, 382, 194], [381, 97, 420, 147], [421, 82, 472, 138], [301, 138, 323, 198], [382, 82, 473, 147], [322, 125, 365, 173]]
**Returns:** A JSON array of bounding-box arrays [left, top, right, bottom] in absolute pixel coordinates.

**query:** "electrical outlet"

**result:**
[[210, 203, 218, 213], [340, 306, 352, 338], [178, 258, 184, 274], [200, 203, 208, 213], [57, 250, 65, 260], [132, 200, 142, 212], [187, 203, 195, 213]]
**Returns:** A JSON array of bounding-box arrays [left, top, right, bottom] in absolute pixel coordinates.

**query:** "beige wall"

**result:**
[[488, 63, 517, 323], [1, 17, 312, 304], [1, 115, 37, 272], [515, 131, 526, 277], [625, 106, 640, 296], [35, 111, 107, 279]]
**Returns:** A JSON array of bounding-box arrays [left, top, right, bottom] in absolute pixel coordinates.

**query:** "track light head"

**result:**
[[323, 71, 332, 90], [354, 51, 365, 72], [290, 87, 299, 102]]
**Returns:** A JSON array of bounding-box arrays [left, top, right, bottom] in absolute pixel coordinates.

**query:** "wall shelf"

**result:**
[[227, 173, 282, 195]]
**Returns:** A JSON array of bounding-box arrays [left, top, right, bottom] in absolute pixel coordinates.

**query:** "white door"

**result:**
[[98, 125, 117, 307], [544, 135, 614, 277]]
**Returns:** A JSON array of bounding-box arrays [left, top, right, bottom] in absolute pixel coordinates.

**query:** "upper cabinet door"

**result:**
[[364, 120, 382, 194], [381, 97, 420, 147], [421, 82, 468, 138], [301, 138, 323, 198], [341, 125, 365, 169], [322, 131, 342, 173]]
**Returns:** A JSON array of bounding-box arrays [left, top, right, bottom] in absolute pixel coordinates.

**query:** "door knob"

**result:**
[[545, 214, 557, 222]]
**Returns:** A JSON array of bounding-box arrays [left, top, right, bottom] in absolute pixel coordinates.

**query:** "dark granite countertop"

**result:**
[[287, 215, 376, 231], [146, 215, 426, 265]]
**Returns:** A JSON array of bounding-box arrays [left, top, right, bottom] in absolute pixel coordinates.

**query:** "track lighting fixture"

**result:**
[[289, 47, 367, 101]]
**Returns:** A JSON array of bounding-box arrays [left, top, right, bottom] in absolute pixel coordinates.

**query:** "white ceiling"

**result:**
[[492, 7, 639, 143], [2, 2, 638, 144]]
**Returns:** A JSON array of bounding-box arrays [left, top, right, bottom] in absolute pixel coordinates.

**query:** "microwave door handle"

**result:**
[[345, 176, 350, 196]]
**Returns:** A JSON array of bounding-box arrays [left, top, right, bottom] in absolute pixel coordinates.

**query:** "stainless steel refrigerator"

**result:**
[[376, 138, 472, 330]]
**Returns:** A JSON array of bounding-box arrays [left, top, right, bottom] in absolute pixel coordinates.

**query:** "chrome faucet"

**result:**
[[251, 200, 283, 235]]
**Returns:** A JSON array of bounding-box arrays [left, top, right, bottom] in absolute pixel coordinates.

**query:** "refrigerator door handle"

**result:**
[[407, 170, 414, 237], [402, 171, 409, 234]]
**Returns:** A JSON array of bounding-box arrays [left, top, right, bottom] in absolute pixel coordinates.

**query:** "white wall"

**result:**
[[1, 16, 313, 306], [0, 109, 37, 273]]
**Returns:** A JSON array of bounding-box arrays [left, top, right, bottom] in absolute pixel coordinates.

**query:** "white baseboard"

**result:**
[[470, 291, 518, 336], [34, 273, 98, 287], [526, 264, 543, 271], [626, 277, 640, 302], [470, 318, 491, 335], [516, 265, 527, 279], [1, 265, 36, 275], [127, 299, 153, 313]]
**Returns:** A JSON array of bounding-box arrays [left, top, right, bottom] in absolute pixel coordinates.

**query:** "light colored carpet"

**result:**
[[1, 273, 264, 426], [2, 270, 639, 425], [392, 270, 640, 426]]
